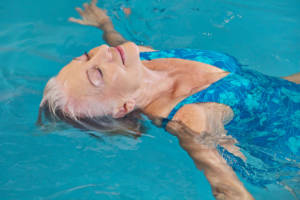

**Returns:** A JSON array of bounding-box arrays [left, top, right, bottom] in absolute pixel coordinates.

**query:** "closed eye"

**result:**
[[96, 67, 103, 77], [87, 66, 104, 87]]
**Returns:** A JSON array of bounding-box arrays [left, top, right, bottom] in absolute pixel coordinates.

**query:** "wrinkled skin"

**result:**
[[56, 42, 146, 117]]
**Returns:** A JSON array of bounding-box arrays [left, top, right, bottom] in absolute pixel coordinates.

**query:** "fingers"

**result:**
[[83, 3, 90, 10], [68, 17, 84, 25], [75, 2, 93, 17], [83, 2, 96, 12], [75, 0, 103, 16], [91, 0, 98, 6], [75, 7, 84, 15], [76, 2, 92, 15]]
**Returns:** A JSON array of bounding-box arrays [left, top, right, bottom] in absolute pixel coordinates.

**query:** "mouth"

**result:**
[[115, 46, 125, 65]]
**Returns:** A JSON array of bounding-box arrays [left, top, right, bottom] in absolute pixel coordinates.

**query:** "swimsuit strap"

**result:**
[[161, 73, 234, 129], [140, 48, 241, 128], [140, 49, 241, 73]]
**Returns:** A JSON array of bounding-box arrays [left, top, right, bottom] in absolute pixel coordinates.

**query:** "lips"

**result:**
[[115, 46, 125, 64]]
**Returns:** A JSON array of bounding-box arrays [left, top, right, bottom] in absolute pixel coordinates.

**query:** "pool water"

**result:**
[[0, 0, 299, 199]]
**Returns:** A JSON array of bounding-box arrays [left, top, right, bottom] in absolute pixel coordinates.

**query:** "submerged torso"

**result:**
[[140, 49, 300, 186]]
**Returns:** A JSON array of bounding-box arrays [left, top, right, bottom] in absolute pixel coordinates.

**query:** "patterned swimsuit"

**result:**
[[140, 49, 300, 187]]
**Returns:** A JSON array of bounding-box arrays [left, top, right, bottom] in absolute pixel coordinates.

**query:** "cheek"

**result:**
[[108, 73, 137, 96], [104, 63, 141, 95], [77, 97, 113, 117], [88, 99, 113, 117]]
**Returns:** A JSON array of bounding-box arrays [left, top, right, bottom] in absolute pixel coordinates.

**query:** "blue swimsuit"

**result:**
[[140, 49, 300, 187]]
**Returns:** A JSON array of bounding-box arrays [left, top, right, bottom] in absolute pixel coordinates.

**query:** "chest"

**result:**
[[142, 58, 229, 119]]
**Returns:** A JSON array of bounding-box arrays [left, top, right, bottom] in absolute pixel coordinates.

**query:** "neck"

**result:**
[[132, 63, 174, 111]]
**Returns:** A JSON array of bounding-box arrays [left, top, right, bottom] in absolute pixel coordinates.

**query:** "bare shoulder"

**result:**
[[168, 103, 246, 161], [138, 45, 156, 52], [171, 103, 234, 133]]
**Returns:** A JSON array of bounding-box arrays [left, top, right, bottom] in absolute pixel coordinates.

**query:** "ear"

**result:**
[[112, 99, 136, 118]]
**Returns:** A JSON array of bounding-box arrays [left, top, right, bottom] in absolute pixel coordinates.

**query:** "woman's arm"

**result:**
[[69, 0, 127, 47], [69, 0, 155, 51], [166, 103, 254, 200]]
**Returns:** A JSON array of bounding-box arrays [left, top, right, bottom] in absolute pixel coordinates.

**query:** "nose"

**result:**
[[91, 44, 113, 63]]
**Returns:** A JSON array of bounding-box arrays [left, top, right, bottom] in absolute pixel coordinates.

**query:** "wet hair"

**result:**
[[37, 77, 145, 137]]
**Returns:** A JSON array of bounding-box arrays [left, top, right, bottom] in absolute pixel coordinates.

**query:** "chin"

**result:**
[[124, 42, 139, 54], [122, 42, 141, 66]]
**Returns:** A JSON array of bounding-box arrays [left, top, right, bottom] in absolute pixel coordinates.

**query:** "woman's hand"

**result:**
[[68, 0, 128, 46], [69, 0, 111, 28]]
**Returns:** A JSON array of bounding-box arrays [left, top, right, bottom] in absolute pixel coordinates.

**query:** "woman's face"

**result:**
[[56, 42, 144, 116]]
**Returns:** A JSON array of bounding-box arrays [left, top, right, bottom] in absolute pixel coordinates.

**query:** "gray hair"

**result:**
[[39, 77, 71, 118], [39, 77, 105, 120], [37, 77, 145, 137]]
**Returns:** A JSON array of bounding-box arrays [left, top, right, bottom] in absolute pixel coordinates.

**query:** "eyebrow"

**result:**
[[73, 52, 91, 61], [84, 52, 90, 60]]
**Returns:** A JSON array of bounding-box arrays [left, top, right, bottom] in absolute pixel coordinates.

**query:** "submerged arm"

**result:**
[[166, 104, 253, 200]]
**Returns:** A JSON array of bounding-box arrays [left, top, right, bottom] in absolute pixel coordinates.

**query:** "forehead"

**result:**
[[88, 46, 101, 55], [56, 45, 129, 99], [56, 55, 95, 98], [56, 46, 114, 98]]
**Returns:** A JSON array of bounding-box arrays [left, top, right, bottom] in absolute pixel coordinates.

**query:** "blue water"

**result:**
[[0, 0, 299, 199]]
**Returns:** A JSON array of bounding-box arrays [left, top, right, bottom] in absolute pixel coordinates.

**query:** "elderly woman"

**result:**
[[39, 1, 300, 199]]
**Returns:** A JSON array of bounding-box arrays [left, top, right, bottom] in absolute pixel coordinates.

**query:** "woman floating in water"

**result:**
[[38, 0, 300, 199]]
